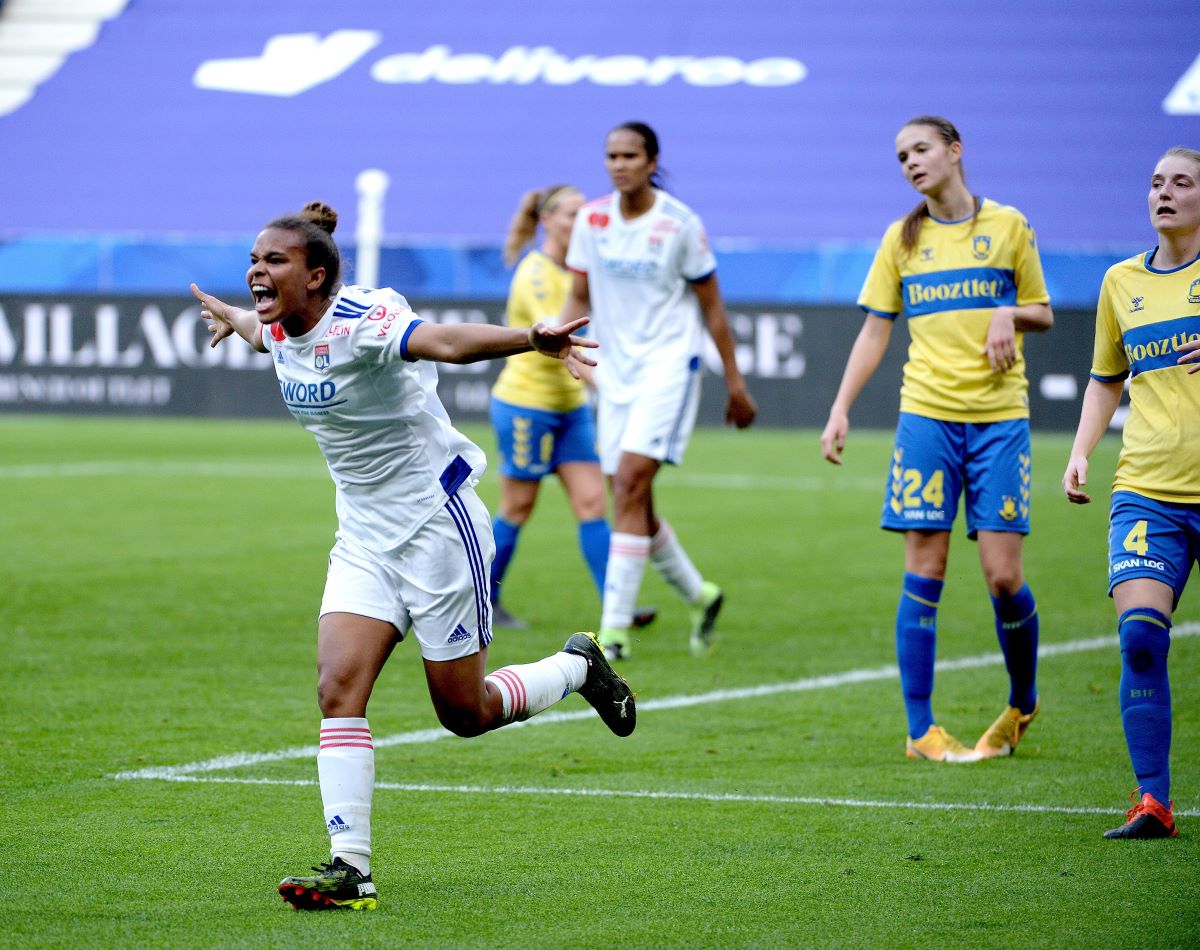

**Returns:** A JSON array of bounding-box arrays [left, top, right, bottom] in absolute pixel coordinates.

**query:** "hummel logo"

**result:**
[[613, 695, 631, 718]]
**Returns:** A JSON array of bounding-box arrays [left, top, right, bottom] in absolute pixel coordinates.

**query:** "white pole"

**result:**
[[354, 168, 390, 288]]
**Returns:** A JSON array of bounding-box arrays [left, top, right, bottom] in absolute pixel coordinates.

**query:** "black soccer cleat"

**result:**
[[278, 857, 378, 910], [1103, 791, 1178, 840], [563, 632, 636, 737]]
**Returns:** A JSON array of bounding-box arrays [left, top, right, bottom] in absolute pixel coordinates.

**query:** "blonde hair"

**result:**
[[502, 184, 580, 266], [1161, 146, 1200, 176]]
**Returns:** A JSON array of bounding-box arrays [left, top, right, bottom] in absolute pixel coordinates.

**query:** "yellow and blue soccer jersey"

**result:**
[[1091, 250, 1200, 503], [491, 249, 588, 414], [858, 199, 1050, 422]]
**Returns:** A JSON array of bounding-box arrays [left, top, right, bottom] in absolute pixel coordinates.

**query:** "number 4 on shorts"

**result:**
[[1123, 519, 1149, 556]]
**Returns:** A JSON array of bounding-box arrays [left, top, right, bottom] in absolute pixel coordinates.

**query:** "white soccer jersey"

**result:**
[[566, 189, 716, 404], [259, 285, 486, 551]]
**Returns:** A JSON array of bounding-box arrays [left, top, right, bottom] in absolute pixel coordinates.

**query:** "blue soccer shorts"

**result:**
[[881, 413, 1032, 538], [489, 398, 599, 481], [1107, 490, 1200, 604]]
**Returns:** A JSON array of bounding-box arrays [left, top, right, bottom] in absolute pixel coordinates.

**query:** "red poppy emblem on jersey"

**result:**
[[588, 212, 610, 229]]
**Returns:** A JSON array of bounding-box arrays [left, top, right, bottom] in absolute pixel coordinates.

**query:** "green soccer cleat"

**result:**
[[688, 581, 724, 656], [278, 857, 378, 911], [1104, 790, 1178, 840], [597, 626, 632, 661], [564, 632, 636, 737]]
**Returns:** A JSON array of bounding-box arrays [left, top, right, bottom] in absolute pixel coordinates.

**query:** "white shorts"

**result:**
[[319, 487, 495, 662], [596, 364, 702, 475]]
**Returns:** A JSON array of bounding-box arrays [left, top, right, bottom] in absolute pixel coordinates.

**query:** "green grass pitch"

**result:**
[[1, 415, 1196, 948]]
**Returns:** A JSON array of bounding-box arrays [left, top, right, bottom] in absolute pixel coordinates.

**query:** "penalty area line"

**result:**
[[110, 623, 1199, 783], [115, 774, 1200, 818]]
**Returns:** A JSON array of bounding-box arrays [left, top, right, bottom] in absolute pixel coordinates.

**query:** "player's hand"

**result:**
[[984, 306, 1018, 374], [191, 283, 236, 348], [1062, 455, 1091, 505], [1178, 335, 1200, 375], [529, 317, 598, 363], [820, 410, 849, 465], [725, 385, 757, 429]]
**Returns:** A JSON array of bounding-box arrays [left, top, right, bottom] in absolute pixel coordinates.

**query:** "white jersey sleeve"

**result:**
[[565, 204, 596, 275], [678, 211, 717, 282]]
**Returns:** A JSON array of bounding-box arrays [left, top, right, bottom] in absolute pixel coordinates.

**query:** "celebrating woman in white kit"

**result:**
[[192, 200, 635, 911]]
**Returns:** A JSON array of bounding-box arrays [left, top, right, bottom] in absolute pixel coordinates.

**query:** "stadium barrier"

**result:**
[[0, 294, 1098, 430]]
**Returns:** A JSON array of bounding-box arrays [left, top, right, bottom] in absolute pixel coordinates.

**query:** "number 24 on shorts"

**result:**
[[900, 468, 945, 508]]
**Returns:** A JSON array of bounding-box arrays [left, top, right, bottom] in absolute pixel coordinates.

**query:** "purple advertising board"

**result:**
[[1, 0, 1197, 250]]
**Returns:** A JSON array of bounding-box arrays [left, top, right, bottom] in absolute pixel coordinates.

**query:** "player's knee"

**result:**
[[435, 703, 491, 738], [984, 570, 1023, 599], [572, 488, 607, 521], [316, 668, 361, 718], [1118, 607, 1171, 672], [610, 471, 652, 509]]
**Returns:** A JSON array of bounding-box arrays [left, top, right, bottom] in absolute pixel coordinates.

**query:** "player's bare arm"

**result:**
[[1062, 377, 1124, 504], [984, 303, 1053, 374], [821, 314, 893, 464], [405, 317, 597, 365], [692, 273, 756, 428], [192, 283, 267, 352]]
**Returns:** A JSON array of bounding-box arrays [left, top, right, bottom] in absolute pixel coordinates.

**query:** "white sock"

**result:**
[[649, 519, 704, 603], [486, 652, 587, 723], [318, 717, 374, 875], [602, 532, 651, 630]]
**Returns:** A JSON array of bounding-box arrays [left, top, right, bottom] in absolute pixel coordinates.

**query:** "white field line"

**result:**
[[113, 623, 1199, 789], [107, 776, 1200, 818]]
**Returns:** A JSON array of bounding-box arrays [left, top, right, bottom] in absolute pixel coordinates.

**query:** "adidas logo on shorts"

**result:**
[[447, 624, 474, 644]]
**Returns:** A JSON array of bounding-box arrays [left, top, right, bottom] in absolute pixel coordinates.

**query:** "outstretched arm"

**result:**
[[192, 283, 267, 353], [405, 317, 598, 367], [1062, 377, 1124, 504], [820, 314, 893, 464], [692, 274, 756, 428]]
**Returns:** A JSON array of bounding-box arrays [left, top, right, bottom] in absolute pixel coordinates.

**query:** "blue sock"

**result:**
[[490, 516, 521, 605], [992, 583, 1039, 714], [896, 573, 943, 740], [578, 518, 611, 600], [1118, 607, 1172, 805]]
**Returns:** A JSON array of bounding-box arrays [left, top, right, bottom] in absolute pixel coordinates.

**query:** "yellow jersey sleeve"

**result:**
[[1012, 215, 1050, 307], [857, 221, 904, 318], [491, 251, 588, 414], [1090, 269, 1130, 381]]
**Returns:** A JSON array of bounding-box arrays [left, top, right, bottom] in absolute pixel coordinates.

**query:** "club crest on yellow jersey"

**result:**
[[1188, 278, 1200, 304], [972, 235, 992, 260]]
